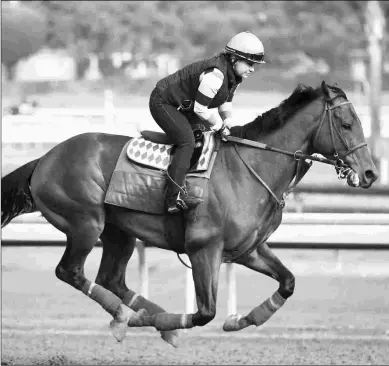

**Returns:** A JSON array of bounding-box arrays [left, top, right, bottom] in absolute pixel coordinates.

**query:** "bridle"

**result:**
[[219, 97, 369, 265], [312, 99, 367, 172], [225, 97, 368, 209]]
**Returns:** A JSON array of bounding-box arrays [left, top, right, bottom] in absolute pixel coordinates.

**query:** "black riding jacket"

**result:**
[[155, 53, 242, 110]]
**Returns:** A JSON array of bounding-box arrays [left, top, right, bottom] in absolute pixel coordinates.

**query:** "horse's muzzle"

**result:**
[[360, 168, 379, 188], [349, 167, 378, 188]]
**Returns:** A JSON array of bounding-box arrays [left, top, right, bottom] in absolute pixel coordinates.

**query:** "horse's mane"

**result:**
[[231, 83, 330, 139]]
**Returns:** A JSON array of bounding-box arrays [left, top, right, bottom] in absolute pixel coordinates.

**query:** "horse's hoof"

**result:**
[[160, 330, 180, 348], [127, 308, 149, 327], [223, 314, 242, 332], [110, 304, 133, 342]]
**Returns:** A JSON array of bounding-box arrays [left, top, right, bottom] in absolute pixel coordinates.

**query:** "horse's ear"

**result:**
[[321, 81, 330, 98], [321, 80, 338, 100]]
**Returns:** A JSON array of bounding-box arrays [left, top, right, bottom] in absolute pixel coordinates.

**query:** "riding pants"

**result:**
[[149, 88, 195, 195]]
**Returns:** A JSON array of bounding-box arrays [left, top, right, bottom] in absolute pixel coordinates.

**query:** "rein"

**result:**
[[232, 142, 311, 209], [226, 135, 345, 167], [225, 99, 367, 209]]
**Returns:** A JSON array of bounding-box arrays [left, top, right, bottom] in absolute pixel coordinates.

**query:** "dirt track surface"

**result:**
[[2, 247, 389, 365], [2, 330, 388, 365]]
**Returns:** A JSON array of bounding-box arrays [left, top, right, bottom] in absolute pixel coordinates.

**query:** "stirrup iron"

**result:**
[[176, 191, 188, 211]]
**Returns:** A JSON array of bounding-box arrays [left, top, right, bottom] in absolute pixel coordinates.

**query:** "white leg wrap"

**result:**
[[247, 291, 287, 327], [127, 293, 140, 308], [268, 294, 280, 310], [269, 291, 286, 310]]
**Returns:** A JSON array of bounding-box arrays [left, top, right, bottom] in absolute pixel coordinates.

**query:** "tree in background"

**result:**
[[1, 1, 46, 80], [3, 1, 389, 88], [33, 1, 374, 70]]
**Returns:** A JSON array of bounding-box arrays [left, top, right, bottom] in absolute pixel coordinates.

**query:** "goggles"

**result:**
[[225, 46, 265, 63]]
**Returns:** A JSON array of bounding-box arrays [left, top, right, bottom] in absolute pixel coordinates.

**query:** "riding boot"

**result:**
[[165, 167, 203, 214]]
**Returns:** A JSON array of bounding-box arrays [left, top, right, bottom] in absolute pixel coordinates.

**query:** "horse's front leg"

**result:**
[[223, 241, 295, 331], [127, 241, 223, 331]]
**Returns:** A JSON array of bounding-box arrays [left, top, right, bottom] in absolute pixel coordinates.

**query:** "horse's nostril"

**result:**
[[365, 169, 376, 180]]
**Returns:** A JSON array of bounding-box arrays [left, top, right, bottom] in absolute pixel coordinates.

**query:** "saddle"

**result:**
[[104, 127, 220, 215], [126, 128, 215, 173]]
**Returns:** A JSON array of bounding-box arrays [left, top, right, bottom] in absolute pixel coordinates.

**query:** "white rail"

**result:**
[[2, 212, 388, 317], [3, 213, 388, 246]]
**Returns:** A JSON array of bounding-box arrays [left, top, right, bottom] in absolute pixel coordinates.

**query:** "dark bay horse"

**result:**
[[1, 82, 378, 347]]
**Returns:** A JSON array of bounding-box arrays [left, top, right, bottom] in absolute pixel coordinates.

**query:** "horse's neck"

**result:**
[[264, 99, 322, 154], [232, 101, 321, 200]]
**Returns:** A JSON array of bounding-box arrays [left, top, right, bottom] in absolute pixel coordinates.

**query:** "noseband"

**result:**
[[313, 100, 367, 171]]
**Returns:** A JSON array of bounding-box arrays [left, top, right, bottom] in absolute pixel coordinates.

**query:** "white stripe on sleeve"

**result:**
[[194, 68, 224, 122], [218, 101, 232, 113], [197, 69, 224, 99]]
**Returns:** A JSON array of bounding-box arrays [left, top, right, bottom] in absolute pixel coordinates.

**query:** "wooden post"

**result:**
[[185, 263, 196, 315], [226, 263, 237, 316], [334, 249, 343, 273], [381, 157, 389, 184], [137, 242, 148, 298], [365, 1, 386, 183], [350, 49, 369, 103]]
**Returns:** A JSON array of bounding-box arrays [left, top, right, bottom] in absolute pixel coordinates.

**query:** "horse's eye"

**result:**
[[342, 123, 351, 130]]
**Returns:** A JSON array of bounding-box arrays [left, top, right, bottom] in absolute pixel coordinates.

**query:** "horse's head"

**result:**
[[312, 81, 378, 188]]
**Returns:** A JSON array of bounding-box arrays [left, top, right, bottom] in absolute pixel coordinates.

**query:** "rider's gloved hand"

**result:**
[[223, 118, 233, 129], [219, 124, 231, 142], [211, 119, 231, 142], [219, 118, 233, 141]]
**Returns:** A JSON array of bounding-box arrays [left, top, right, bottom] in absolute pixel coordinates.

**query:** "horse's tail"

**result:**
[[1, 158, 40, 228]]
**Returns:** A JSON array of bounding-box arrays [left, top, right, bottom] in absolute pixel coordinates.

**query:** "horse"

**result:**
[[1, 81, 378, 348]]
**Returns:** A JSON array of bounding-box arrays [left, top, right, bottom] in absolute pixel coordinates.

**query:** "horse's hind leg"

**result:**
[[55, 217, 131, 333], [96, 223, 179, 347], [223, 240, 295, 331], [95, 224, 136, 299]]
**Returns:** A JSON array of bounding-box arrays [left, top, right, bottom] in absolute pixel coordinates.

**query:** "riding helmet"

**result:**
[[225, 31, 265, 64]]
